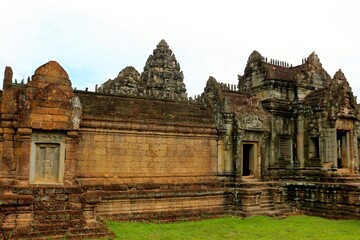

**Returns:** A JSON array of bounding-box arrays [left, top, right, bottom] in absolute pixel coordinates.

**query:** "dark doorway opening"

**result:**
[[243, 144, 253, 176]]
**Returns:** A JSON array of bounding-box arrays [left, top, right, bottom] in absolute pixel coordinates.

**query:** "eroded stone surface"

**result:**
[[33, 60, 70, 84], [98, 66, 143, 96]]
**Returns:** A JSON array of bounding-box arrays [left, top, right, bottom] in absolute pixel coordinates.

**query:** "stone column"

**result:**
[[224, 113, 233, 173], [17, 128, 32, 181], [254, 142, 260, 178], [296, 115, 305, 168], [346, 131, 350, 169], [3, 126, 16, 173], [324, 128, 337, 168], [269, 116, 275, 168], [64, 131, 79, 185], [217, 134, 225, 174], [235, 132, 242, 177], [353, 131, 359, 172], [0, 129, 3, 176], [261, 132, 269, 176]]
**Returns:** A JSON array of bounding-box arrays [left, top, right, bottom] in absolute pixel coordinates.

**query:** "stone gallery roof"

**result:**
[[75, 91, 216, 131]]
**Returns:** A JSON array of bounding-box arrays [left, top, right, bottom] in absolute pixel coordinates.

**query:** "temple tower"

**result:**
[[141, 39, 187, 100]]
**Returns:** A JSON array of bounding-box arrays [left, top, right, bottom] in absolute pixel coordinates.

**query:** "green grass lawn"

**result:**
[[105, 215, 360, 240]]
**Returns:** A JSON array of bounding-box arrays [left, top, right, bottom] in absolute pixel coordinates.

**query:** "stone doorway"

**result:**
[[337, 130, 349, 169], [242, 143, 256, 176]]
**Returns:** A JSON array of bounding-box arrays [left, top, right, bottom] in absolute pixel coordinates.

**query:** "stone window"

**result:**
[[29, 132, 65, 184], [279, 136, 292, 159]]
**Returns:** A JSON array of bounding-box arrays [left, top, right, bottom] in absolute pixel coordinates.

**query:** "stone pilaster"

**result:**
[[296, 114, 305, 168], [224, 113, 233, 173], [16, 128, 32, 182]]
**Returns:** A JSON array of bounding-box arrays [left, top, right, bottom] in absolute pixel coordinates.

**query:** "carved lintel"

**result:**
[[32, 132, 65, 143]]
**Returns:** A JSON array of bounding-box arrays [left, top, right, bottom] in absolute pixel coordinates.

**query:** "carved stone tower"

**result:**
[[141, 39, 187, 100], [98, 66, 143, 96]]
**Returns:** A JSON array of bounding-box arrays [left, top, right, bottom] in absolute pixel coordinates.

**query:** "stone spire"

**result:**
[[140, 39, 187, 100], [247, 50, 264, 65], [306, 51, 322, 68], [98, 66, 143, 96], [333, 69, 347, 81]]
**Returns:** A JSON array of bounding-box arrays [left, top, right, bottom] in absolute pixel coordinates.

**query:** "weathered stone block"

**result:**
[[17, 195, 33, 205], [85, 193, 101, 203], [0, 194, 18, 205]]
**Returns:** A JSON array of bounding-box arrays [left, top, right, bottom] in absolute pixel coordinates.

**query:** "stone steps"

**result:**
[[226, 179, 292, 218], [4, 188, 114, 240]]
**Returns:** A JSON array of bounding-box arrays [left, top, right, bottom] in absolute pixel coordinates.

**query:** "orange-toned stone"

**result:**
[[34, 60, 69, 80]]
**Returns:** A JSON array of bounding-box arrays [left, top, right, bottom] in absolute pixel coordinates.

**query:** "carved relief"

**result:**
[[36, 83, 70, 101], [242, 114, 263, 129]]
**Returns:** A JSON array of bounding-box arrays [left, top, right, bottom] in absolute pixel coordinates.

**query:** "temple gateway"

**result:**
[[1, 40, 360, 239]]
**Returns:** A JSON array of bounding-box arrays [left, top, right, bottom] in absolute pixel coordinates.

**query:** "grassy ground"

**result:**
[[105, 215, 360, 240]]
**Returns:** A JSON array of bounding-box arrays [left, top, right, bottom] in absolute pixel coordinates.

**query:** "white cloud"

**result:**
[[1, 0, 360, 97]]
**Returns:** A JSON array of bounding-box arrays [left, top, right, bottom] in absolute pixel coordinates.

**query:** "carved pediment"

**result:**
[[36, 84, 71, 101], [238, 113, 269, 131], [243, 114, 263, 129]]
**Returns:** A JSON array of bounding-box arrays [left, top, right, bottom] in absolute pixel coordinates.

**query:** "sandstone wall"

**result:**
[[91, 187, 228, 221], [76, 131, 217, 183], [75, 91, 218, 185], [286, 182, 360, 219]]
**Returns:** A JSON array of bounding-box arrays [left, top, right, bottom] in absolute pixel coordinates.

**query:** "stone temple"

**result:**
[[1, 40, 360, 239]]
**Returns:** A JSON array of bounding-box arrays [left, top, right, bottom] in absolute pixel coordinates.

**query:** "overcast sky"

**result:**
[[1, 0, 359, 98]]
